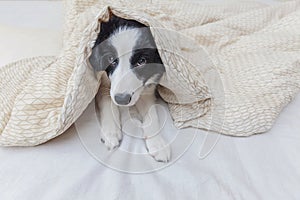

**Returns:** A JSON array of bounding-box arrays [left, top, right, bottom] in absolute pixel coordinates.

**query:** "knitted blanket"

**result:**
[[0, 0, 299, 146]]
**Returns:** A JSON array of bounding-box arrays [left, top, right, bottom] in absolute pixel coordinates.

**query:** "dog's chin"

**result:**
[[115, 102, 135, 107], [112, 99, 138, 107]]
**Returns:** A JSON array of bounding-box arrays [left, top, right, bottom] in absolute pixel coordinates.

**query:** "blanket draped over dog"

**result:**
[[0, 0, 299, 146]]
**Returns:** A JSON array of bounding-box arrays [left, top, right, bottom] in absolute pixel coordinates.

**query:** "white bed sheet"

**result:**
[[0, 1, 299, 200]]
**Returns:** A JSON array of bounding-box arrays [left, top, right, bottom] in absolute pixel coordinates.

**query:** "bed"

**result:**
[[0, 0, 299, 199]]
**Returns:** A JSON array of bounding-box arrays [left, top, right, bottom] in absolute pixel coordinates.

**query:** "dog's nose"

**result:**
[[114, 93, 132, 105]]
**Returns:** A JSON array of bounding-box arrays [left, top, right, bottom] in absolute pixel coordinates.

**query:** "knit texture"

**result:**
[[0, 0, 299, 146]]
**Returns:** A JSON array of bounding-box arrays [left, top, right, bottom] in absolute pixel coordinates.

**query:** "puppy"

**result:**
[[89, 15, 170, 162]]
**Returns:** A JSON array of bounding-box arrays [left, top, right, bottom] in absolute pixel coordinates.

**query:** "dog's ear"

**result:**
[[89, 45, 106, 71]]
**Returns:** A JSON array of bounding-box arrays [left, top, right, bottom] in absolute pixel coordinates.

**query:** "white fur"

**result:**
[[109, 28, 144, 106], [135, 85, 171, 162], [96, 92, 122, 150], [96, 26, 170, 162]]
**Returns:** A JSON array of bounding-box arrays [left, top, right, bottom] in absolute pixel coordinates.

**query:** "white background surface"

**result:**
[[0, 1, 299, 200]]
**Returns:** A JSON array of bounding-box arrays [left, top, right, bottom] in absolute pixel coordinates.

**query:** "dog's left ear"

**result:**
[[89, 45, 106, 71]]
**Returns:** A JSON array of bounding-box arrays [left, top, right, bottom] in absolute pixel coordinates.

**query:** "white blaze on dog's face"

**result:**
[[109, 28, 144, 106], [89, 16, 165, 106]]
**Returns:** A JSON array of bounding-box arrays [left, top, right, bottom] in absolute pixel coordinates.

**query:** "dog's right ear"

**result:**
[[89, 45, 106, 71]]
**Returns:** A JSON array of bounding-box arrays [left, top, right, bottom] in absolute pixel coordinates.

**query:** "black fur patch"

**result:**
[[90, 15, 146, 72], [90, 14, 165, 83], [94, 15, 146, 47], [130, 48, 165, 84]]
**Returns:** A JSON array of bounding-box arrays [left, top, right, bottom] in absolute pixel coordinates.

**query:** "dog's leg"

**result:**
[[95, 91, 122, 150], [136, 87, 171, 162]]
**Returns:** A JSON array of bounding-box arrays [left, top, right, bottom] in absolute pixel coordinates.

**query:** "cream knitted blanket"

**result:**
[[0, 0, 299, 146]]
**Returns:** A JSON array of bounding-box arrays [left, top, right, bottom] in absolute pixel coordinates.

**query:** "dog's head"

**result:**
[[89, 15, 165, 106]]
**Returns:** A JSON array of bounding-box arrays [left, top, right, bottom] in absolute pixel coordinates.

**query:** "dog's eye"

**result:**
[[107, 55, 118, 68], [108, 55, 114, 63], [136, 57, 147, 66]]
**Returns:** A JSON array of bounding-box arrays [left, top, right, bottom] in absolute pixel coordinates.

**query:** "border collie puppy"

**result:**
[[89, 15, 170, 162]]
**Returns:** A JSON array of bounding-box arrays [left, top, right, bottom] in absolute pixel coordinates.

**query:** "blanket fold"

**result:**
[[0, 0, 299, 146]]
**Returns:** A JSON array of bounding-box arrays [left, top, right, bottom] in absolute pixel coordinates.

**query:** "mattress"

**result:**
[[0, 1, 299, 200]]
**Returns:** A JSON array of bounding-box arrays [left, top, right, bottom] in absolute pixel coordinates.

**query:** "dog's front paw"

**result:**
[[100, 126, 122, 150], [146, 136, 171, 162]]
